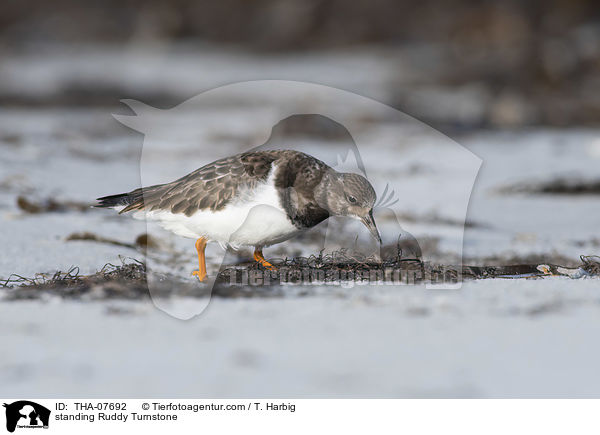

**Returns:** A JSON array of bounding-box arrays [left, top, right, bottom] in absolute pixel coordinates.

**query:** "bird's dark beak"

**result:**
[[361, 210, 382, 244]]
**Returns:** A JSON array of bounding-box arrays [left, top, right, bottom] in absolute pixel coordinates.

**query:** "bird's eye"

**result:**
[[347, 195, 357, 204]]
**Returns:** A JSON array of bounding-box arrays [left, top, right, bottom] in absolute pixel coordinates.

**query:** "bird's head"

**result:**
[[315, 170, 381, 244]]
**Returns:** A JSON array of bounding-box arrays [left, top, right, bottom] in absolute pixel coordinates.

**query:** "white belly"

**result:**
[[139, 169, 301, 248]]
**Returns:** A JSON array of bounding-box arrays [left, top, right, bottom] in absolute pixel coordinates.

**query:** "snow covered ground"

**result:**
[[1, 108, 598, 397], [1, 45, 599, 397], [1, 109, 598, 277], [2, 278, 600, 398]]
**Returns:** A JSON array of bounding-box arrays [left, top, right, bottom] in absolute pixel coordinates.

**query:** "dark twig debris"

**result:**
[[1, 253, 598, 301]]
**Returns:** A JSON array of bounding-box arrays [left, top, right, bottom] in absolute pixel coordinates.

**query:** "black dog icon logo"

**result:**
[[3, 401, 50, 432]]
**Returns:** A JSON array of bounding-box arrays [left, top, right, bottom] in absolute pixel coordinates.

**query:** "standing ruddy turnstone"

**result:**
[[96, 150, 381, 281]]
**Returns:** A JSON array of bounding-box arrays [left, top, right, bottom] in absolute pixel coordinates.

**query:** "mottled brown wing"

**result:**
[[119, 151, 279, 216]]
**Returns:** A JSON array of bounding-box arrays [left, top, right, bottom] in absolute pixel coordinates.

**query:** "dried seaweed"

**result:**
[[65, 232, 158, 250], [2, 253, 598, 301], [498, 178, 600, 196], [581, 255, 600, 276], [17, 195, 91, 213], [1, 258, 149, 300]]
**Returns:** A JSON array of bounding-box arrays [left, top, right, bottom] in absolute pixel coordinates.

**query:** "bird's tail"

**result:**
[[96, 186, 160, 214]]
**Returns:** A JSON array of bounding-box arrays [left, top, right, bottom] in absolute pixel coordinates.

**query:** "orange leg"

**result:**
[[192, 237, 208, 281], [253, 247, 275, 270]]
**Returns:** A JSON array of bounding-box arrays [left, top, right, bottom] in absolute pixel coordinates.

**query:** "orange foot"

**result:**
[[192, 270, 207, 281], [253, 248, 276, 270], [192, 237, 208, 281]]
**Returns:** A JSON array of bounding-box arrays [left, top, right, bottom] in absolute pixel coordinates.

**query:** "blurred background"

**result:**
[[2, 1, 600, 398], [1, 0, 599, 129]]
